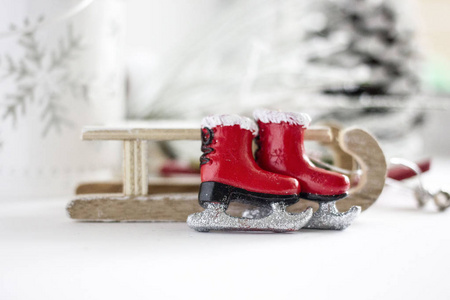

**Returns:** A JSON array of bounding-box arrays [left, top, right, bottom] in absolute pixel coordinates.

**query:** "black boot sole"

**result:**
[[300, 192, 348, 202], [199, 181, 299, 209]]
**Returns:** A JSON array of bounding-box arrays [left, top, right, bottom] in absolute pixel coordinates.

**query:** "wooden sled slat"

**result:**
[[68, 124, 386, 222], [67, 194, 201, 222], [82, 123, 332, 142], [76, 181, 200, 195], [67, 193, 377, 222]]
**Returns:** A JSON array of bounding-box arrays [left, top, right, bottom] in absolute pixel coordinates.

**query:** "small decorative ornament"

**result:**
[[388, 158, 450, 212], [187, 110, 361, 232], [187, 114, 313, 232], [67, 113, 386, 225], [253, 109, 361, 230]]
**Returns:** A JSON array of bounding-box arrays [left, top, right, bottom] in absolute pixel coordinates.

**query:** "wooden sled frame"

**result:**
[[67, 123, 387, 222]]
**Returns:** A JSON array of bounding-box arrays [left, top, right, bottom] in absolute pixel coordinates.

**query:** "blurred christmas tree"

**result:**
[[304, 0, 420, 97], [130, 0, 426, 162], [300, 0, 426, 160]]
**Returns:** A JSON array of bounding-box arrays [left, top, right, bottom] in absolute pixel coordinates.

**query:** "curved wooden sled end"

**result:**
[[335, 128, 387, 212], [69, 127, 386, 221]]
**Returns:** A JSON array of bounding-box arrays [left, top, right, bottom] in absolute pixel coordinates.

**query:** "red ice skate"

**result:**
[[187, 114, 313, 232], [252, 109, 359, 230], [253, 109, 350, 201]]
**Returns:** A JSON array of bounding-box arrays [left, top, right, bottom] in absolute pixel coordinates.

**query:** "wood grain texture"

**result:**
[[336, 128, 387, 211], [123, 140, 148, 195], [76, 181, 200, 195], [82, 125, 332, 142], [320, 123, 355, 171], [66, 193, 316, 222], [68, 127, 386, 221], [67, 191, 378, 222], [67, 194, 202, 222], [123, 140, 135, 195], [134, 140, 148, 195]]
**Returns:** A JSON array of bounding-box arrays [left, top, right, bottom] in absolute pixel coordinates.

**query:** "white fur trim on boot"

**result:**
[[202, 114, 259, 135], [253, 109, 311, 128]]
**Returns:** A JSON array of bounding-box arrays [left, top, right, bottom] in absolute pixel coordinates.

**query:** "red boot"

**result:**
[[199, 114, 300, 209], [254, 109, 350, 201]]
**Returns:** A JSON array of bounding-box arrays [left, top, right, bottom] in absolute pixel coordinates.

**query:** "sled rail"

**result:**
[[82, 122, 332, 142], [67, 123, 386, 222]]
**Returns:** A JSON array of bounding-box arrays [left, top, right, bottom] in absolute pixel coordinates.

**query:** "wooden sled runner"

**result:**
[[67, 122, 387, 222]]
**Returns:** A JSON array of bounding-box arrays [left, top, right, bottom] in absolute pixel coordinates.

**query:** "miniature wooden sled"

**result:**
[[67, 122, 387, 222]]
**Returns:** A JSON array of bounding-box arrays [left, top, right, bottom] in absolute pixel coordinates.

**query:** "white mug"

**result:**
[[0, 0, 126, 197]]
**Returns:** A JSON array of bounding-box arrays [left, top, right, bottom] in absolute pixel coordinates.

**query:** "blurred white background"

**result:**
[[1, 0, 448, 194], [1, 2, 450, 300], [127, 0, 230, 58], [126, 0, 450, 157]]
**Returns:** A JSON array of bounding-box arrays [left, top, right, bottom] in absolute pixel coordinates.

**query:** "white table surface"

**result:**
[[1, 158, 450, 300]]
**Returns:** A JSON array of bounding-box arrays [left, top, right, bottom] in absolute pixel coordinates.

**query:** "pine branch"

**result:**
[[2, 84, 35, 126], [19, 31, 44, 68], [2, 105, 17, 126], [48, 24, 83, 71], [0, 22, 39, 128], [40, 94, 73, 137], [1, 54, 27, 81]]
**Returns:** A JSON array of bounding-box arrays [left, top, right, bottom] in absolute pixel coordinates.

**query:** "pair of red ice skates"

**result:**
[[187, 109, 360, 232]]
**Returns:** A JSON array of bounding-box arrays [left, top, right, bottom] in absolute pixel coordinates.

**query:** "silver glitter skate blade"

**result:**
[[304, 201, 361, 230], [187, 203, 313, 233]]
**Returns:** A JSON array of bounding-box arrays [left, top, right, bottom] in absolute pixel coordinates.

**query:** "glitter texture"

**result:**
[[187, 203, 313, 232], [242, 201, 361, 230], [304, 201, 361, 230]]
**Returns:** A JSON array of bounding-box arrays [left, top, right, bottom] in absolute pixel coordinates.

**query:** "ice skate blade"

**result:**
[[187, 203, 313, 233], [304, 201, 361, 230]]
